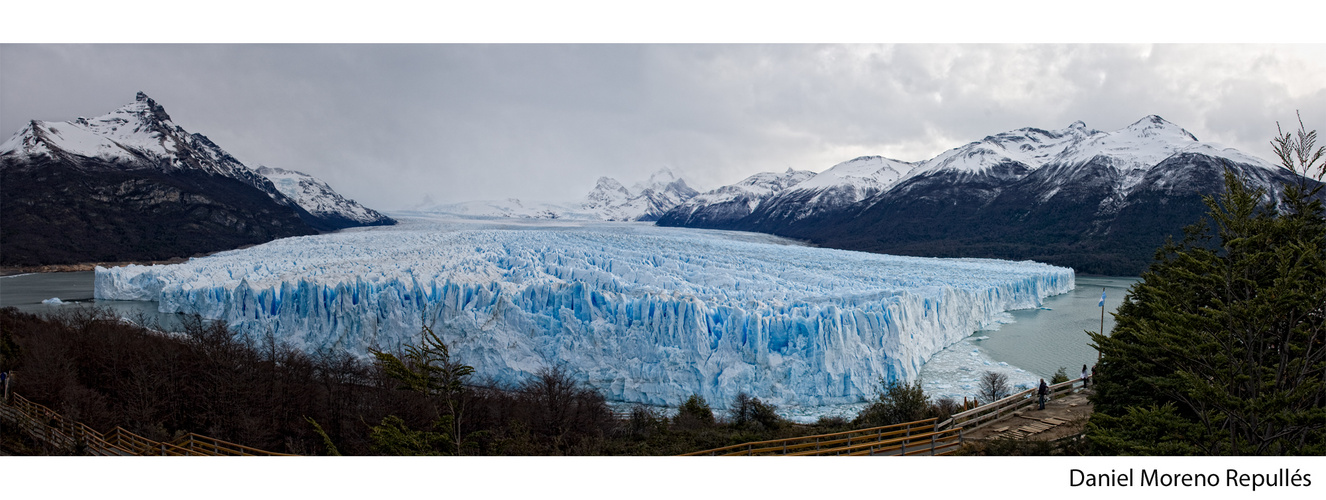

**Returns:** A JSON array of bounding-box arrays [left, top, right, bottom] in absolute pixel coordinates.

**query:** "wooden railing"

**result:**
[[0, 392, 294, 456], [681, 417, 959, 456], [679, 377, 1088, 457], [1, 394, 134, 456], [935, 377, 1085, 432]]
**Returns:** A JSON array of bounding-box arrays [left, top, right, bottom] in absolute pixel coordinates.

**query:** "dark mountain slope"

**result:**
[[1, 157, 314, 267]]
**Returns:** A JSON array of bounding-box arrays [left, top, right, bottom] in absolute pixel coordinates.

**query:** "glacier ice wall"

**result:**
[[95, 217, 1074, 407]]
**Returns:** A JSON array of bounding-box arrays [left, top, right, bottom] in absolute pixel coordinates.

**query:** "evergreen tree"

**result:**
[[1088, 118, 1326, 455], [1051, 367, 1070, 385], [369, 326, 476, 455]]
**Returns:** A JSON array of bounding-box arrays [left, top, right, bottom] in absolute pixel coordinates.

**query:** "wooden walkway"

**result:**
[[934, 377, 1085, 433], [986, 417, 1068, 439], [681, 377, 1089, 456], [961, 388, 1092, 443], [0, 392, 294, 456]]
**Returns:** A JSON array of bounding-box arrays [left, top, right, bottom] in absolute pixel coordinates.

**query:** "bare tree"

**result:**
[[978, 371, 1011, 404]]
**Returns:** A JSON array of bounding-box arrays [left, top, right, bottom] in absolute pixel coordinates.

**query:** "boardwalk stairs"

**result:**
[[0, 392, 293, 456]]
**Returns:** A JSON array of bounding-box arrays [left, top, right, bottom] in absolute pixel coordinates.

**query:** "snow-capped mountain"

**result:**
[[419, 198, 597, 220], [899, 121, 1103, 181], [582, 168, 699, 221], [255, 166, 394, 229], [419, 168, 698, 222], [0, 92, 392, 266], [0, 93, 301, 206], [655, 168, 816, 228], [0, 92, 392, 232], [749, 156, 917, 225], [660, 116, 1319, 275], [2, 92, 246, 176]]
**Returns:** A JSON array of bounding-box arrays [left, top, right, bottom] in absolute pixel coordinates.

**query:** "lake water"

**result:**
[[974, 275, 1138, 379], [0, 271, 187, 329]]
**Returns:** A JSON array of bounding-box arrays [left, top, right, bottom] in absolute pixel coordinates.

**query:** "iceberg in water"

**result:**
[[95, 216, 1074, 407]]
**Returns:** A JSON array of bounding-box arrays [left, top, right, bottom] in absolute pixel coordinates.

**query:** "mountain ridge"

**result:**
[[0, 92, 393, 266], [658, 115, 1321, 275]]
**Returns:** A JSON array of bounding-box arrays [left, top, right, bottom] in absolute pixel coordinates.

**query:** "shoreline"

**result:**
[[0, 258, 191, 277], [0, 246, 256, 277]]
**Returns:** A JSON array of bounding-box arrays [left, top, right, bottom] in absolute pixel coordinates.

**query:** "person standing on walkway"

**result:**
[[1082, 364, 1090, 387], [1037, 378, 1049, 410]]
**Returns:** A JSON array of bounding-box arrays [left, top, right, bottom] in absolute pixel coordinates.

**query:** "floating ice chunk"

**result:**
[[42, 297, 63, 306]]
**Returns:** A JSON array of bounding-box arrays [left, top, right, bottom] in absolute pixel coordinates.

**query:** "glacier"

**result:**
[[94, 215, 1073, 408]]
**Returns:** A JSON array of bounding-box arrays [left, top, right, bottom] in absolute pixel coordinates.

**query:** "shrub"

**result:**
[[854, 379, 930, 427], [673, 393, 715, 429], [931, 397, 961, 422], [623, 404, 666, 439], [1051, 367, 1070, 385], [727, 392, 783, 431]]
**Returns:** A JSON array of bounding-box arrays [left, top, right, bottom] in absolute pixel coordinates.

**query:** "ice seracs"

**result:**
[[95, 215, 1073, 408]]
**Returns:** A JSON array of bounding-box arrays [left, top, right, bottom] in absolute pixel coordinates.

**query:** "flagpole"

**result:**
[[1098, 288, 1105, 362]]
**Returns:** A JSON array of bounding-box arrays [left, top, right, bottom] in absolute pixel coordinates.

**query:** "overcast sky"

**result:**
[[3, 43, 1325, 211]]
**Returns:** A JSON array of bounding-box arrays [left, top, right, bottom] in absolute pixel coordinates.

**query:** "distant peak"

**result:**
[[1127, 115, 1197, 141], [110, 92, 173, 125], [645, 168, 677, 184], [1128, 115, 1174, 128], [1069, 120, 1087, 129], [593, 177, 629, 194]]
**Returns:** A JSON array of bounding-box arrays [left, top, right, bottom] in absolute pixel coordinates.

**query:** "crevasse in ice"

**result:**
[[95, 217, 1074, 407]]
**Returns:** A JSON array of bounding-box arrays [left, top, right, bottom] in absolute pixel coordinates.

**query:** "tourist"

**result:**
[[1037, 378, 1048, 410], [1082, 364, 1090, 387]]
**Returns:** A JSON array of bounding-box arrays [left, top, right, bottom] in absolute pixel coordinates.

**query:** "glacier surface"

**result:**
[[95, 216, 1073, 407]]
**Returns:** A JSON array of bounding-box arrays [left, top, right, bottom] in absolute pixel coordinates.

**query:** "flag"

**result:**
[[1098, 290, 1106, 307]]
